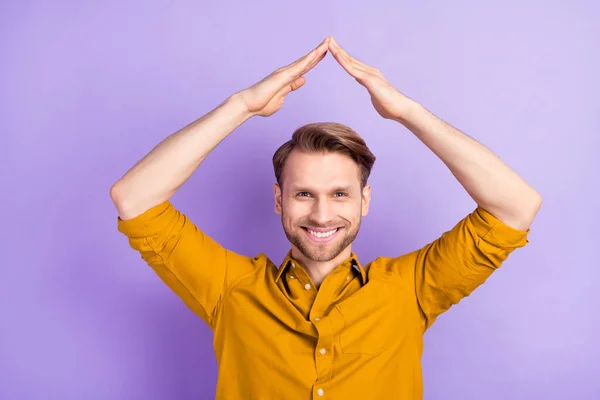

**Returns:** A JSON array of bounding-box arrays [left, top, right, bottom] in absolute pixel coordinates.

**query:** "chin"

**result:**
[[284, 225, 352, 262], [302, 242, 344, 261]]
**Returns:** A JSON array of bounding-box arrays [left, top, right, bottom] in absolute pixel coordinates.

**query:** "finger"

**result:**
[[279, 37, 328, 74], [290, 76, 306, 91], [335, 46, 370, 73], [337, 48, 370, 72], [294, 38, 330, 75], [329, 43, 367, 79], [280, 45, 317, 71], [272, 38, 328, 90], [300, 47, 327, 75], [278, 49, 316, 75], [278, 76, 306, 98], [330, 37, 376, 71], [269, 52, 312, 90]]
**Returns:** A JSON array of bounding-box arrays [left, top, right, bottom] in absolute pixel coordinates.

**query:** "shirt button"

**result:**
[[291, 262, 295, 268], [346, 276, 350, 281], [304, 283, 311, 290], [319, 348, 327, 355], [317, 388, 324, 396], [289, 275, 295, 279], [314, 317, 320, 321]]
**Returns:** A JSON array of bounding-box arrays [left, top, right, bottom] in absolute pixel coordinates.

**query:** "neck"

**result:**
[[291, 245, 352, 288]]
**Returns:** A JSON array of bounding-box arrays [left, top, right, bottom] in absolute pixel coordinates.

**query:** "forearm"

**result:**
[[111, 93, 252, 219], [396, 100, 542, 230]]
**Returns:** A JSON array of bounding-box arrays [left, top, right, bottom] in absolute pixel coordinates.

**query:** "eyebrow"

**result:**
[[291, 186, 352, 193]]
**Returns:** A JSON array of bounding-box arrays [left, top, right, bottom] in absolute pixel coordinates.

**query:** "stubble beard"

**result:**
[[281, 213, 362, 262]]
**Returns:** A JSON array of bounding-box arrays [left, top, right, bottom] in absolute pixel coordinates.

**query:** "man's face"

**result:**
[[274, 150, 371, 262]]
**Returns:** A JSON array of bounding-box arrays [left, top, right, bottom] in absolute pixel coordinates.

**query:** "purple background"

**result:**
[[2, 1, 598, 399]]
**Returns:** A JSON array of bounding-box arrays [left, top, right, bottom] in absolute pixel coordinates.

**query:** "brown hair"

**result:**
[[272, 122, 376, 190]]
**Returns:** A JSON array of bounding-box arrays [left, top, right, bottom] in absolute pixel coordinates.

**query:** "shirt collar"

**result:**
[[275, 249, 366, 283]]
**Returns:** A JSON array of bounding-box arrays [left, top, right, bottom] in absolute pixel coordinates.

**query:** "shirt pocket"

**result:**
[[334, 281, 403, 357]]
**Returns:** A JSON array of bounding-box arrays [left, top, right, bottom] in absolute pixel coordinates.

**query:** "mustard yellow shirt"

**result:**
[[117, 200, 529, 399]]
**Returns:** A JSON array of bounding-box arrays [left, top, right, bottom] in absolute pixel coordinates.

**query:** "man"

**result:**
[[111, 36, 542, 399]]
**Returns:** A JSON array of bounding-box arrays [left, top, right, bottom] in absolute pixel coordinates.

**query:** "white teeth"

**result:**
[[308, 228, 338, 238]]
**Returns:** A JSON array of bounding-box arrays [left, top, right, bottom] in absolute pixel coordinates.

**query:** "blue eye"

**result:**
[[296, 192, 347, 198]]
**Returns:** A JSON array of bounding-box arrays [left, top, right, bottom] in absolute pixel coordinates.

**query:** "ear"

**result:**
[[361, 185, 371, 217], [274, 183, 282, 215]]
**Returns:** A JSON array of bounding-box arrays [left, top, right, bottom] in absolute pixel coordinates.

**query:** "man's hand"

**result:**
[[328, 38, 542, 229], [239, 37, 330, 118], [328, 37, 413, 121]]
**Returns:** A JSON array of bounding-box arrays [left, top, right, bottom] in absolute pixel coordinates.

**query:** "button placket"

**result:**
[[289, 262, 316, 291], [313, 312, 333, 398]]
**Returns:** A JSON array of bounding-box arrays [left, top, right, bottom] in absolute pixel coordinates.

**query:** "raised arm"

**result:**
[[110, 95, 250, 220], [393, 105, 542, 229], [327, 37, 541, 330], [110, 38, 331, 328], [327, 37, 542, 228], [110, 37, 331, 219]]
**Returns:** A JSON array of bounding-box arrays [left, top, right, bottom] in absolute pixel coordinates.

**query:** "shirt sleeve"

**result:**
[[414, 206, 530, 330], [116, 200, 255, 329]]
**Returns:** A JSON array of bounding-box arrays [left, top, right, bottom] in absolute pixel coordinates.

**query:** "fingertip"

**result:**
[[292, 76, 306, 91]]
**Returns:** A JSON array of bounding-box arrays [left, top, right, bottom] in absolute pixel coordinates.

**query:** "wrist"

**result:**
[[227, 92, 256, 121], [393, 98, 423, 126]]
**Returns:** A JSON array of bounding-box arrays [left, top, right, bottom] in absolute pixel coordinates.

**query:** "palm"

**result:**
[[240, 38, 330, 118], [368, 81, 405, 120], [242, 79, 285, 117], [256, 91, 288, 117], [328, 37, 411, 121], [239, 36, 410, 120]]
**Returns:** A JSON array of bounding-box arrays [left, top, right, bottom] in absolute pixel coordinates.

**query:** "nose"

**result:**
[[310, 198, 336, 227]]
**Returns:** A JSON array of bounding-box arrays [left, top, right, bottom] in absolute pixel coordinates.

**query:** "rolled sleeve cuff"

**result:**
[[117, 200, 174, 238], [471, 206, 530, 249]]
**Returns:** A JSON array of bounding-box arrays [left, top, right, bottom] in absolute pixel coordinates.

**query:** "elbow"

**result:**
[[110, 183, 136, 220], [530, 191, 543, 214], [518, 191, 542, 230], [110, 182, 132, 214], [110, 182, 124, 203]]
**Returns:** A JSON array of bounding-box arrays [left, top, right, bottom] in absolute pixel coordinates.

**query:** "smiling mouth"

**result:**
[[302, 227, 343, 243]]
